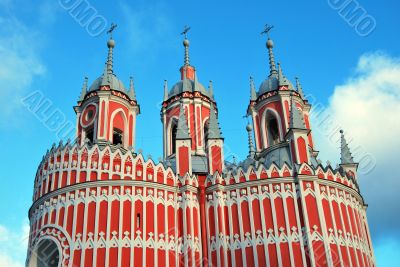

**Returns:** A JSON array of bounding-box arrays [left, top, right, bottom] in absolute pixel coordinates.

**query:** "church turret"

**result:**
[[286, 93, 311, 164], [175, 105, 192, 175], [247, 25, 316, 167], [74, 25, 140, 150], [161, 26, 223, 175]]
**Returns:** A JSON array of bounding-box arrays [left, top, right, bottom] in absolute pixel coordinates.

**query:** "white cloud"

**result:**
[[0, 221, 30, 267], [0, 0, 60, 128], [311, 52, 400, 243]]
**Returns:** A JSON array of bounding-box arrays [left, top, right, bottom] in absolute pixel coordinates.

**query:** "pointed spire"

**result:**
[[267, 38, 278, 76], [79, 76, 88, 101], [340, 130, 355, 164], [101, 37, 116, 86], [208, 80, 214, 99], [246, 123, 256, 158], [289, 93, 306, 129], [207, 104, 223, 139], [193, 72, 199, 92], [181, 26, 191, 66], [295, 77, 305, 98], [106, 38, 115, 75], [128, 76, 136, 100], [278, 63, 290, 87], [176, 104, 191, 140], [163, 80, 169, 101], [250, 76, 257, 101]]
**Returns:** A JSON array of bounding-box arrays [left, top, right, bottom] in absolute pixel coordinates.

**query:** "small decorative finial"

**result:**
[[79, 76, 88, 101], [208, 80, 214, 99], [295, 77, 305, 99], [128, 76, 136, 100], [163, 80, 169, 101], [250, 76, 257, 101]]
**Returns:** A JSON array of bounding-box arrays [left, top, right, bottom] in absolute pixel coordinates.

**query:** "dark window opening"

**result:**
[[113, 128, 123, 145], [267, 115, 280, 146], [171, 123, 178, 154], [48, 179, 52, 192], [137, 213, 141, 228], [29, 239, 60, 267], [204, 123, 209, 149], [86, 109, 94, 120], [86, 128, 94, 143]]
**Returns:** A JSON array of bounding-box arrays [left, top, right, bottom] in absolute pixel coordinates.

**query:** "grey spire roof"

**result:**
[[250, 76, 257, 101], [101, 39, 115, 85], [295, 77, 305, 98], [207, 104, 223, 139], [278, 63, 291, 87], [340, 130, 355, 164], [163, 80, 169, 101], [246, 123, 255, 158], [88, 38, 128, 93], [168, 75, 211, 99], [266, 38, 278, 76], [128, 76, 136, 100], [193, 72, 199, 92], [79, 76, 88, 101], [208, 80, 214, 99], [176, 105, 191, 140], [290, 94, 306, 129]]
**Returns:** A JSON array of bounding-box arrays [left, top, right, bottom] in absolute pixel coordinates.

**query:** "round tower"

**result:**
[[247, 30, 317, 166], [74, 37, 140, 151]]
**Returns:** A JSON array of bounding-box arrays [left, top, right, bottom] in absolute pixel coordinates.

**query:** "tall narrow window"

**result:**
[[171, 123, 178, 154], [204, 123, 209, 149], [266, 113, 280, 146], [86, 128, 94, 143], [113, 128, 123, 145], [137, 213, 141, 228]]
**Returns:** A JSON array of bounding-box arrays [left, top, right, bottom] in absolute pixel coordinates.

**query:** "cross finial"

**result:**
[[261, 24, 274, 39], [107, 23, 117, 39], [181, 25, 191, 39]]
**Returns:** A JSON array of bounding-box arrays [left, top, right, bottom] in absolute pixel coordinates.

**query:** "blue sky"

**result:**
[[0, 0, 399, 266]]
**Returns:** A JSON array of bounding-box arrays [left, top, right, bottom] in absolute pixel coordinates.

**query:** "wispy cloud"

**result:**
[[0, 1, 60, 128], [0, 221, 30, 267], [312, 52, 400, 244]]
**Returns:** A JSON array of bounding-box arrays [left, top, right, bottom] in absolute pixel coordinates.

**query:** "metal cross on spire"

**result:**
[[107, 23, 117, 39], [181, 25, 191, 39], [261, 24, 274, 39]]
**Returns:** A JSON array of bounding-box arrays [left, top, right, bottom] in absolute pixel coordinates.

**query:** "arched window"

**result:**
[[28, 239, 60, 267], [113, 128, 123, 145], [266, 112, 280, 146], [171, 121, 178, 155], [203, 122, 209, 149]]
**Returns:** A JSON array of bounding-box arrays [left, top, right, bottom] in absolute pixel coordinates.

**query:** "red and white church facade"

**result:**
[[26, 30, 375, 267]]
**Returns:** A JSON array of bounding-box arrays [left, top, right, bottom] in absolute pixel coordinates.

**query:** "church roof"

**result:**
[[169, 78, 210, 98]]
